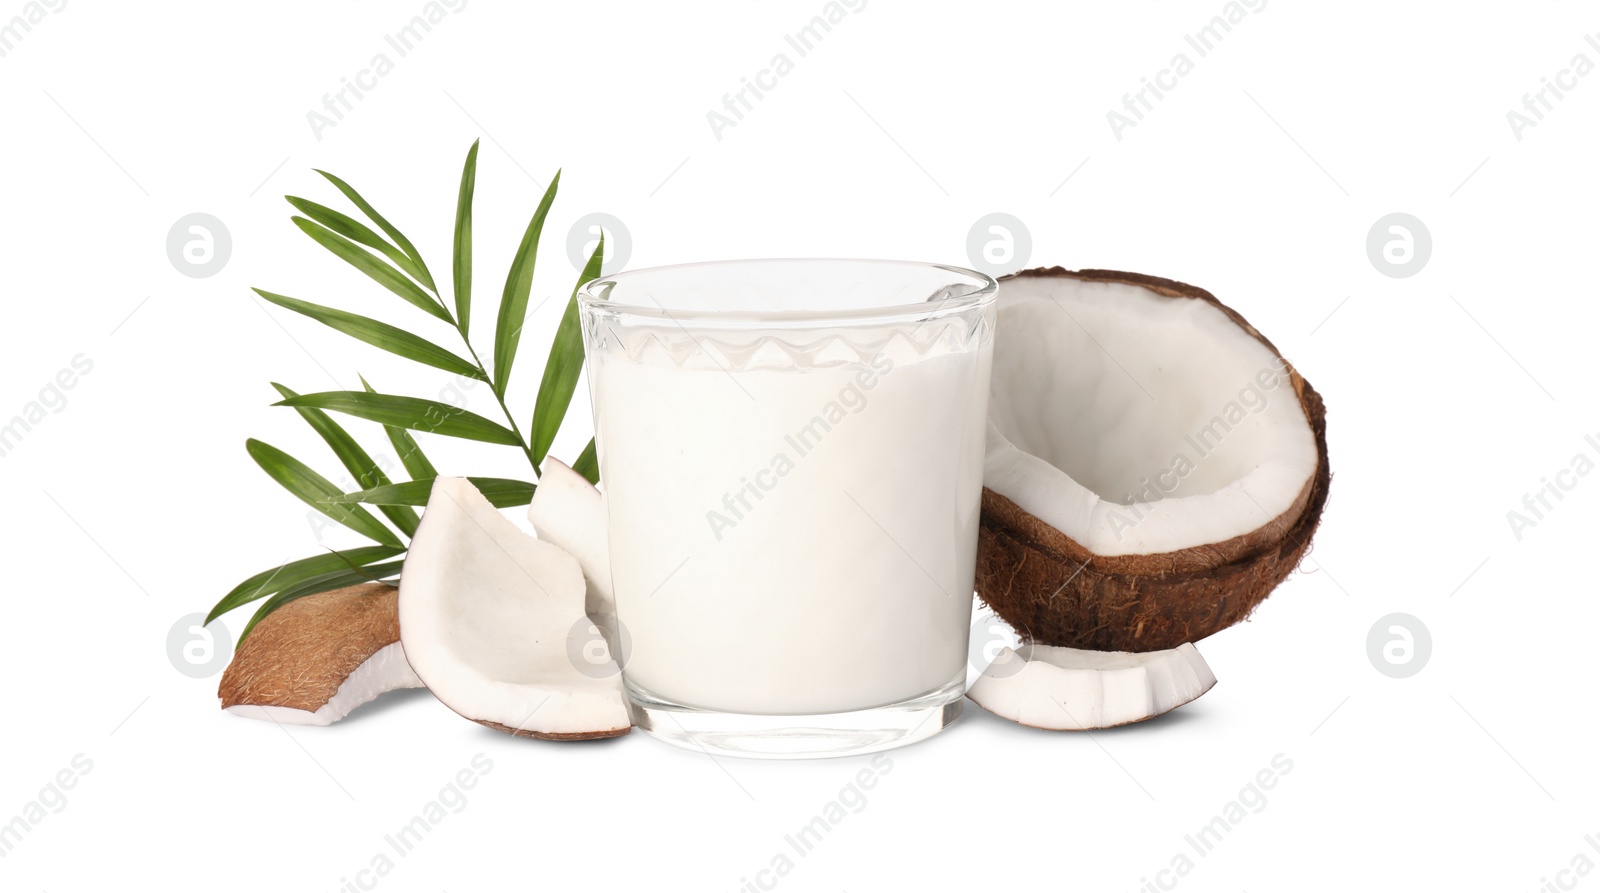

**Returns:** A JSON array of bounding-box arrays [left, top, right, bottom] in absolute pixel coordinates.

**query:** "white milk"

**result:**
[[591, 321, 992, 715]]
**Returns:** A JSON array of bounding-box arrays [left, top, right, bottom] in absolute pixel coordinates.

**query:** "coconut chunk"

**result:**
[[986, 272, 1318, 558], [527, 457, 615, 646], [400, 477, 630, 740], [218, 583, 423, 726], [968, 642, 1215, 730]]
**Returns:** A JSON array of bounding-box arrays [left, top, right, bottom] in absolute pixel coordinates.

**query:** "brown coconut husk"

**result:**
[[218, 582, 401, 712], [976, 268, 1331, 653], [478, 720, 630, 741]]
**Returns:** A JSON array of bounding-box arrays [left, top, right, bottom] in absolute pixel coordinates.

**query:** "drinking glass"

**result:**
[[577, 259, 997, 758]]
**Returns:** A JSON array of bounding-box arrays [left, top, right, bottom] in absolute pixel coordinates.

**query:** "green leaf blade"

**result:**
[[572, 437, 599, 485], [292, 216, 453, 324], [273, 391, 522, 445], [453, 140, 479, 334], [205, 545, 405, 624], [239, 560, 405, 642], [493, 171, 561, 393], [362, 376, 438, 481], [324, 477, 536, 509], [530, 233, 603, 468], [255, 290, 483, 381], [314, 169, 438, 293], [285, 196, 432, 289], [270, 382, 421, 539], [246, 439, 403, 547]]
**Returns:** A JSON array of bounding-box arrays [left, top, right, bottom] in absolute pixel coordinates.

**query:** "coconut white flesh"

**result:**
[[527, 458, 614, 641], [968, 642, 1215, 730], [223, 642, 422, 726], [985, 276, 1318, 556], [401, 477, 630, 738]]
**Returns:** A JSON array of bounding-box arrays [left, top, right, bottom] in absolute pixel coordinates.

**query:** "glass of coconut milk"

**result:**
[[577, 259, 997, 758]]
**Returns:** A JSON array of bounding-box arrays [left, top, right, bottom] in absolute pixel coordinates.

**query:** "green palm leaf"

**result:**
[[246, 439, 402, 547], [292, 216, 452, 324], [206, 545, 404, 624], [572, 437, 599, 484], [271, 382, 421, 538], [314, 168, 438, 293], [225, 144, 613, 639], [361, 376, 439, 481], [255, 290, 483, 380], [493, 171, 561, 395], [531, 234, 603, 468], [453, 140, 479, 333], [272, 391, 521, 445], [324, 477, 537, 509], [285, 196, 431, 289]]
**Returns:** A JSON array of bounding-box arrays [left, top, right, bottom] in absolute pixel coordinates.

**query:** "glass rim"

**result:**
[[576, 257, 998, 326]]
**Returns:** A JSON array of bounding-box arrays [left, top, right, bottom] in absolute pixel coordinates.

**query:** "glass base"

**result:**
[[626, 676, 966, 760]]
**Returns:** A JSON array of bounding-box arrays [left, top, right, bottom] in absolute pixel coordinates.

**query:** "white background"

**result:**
[[2, 1, 1597, 890]]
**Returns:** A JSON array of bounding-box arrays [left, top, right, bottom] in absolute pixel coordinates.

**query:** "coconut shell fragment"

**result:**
[[977, 268, 1331, 652], [967, 641, 1217, 730], [218, 583, 423, 725]]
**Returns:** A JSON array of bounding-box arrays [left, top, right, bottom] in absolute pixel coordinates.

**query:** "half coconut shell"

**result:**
[[977, 267, 1330, 652]]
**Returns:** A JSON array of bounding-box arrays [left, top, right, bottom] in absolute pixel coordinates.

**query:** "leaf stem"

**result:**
[[458, 330, 538, 473], [404, 223, 535, 474]]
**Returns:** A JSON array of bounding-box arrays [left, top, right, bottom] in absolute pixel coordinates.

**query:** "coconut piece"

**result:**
[[979, 268, 1331, 652], [218, 583, 423, 725], [400, 476, 630, 740], [528, 457, 615, 647], [968, 642, 1215, 730]]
